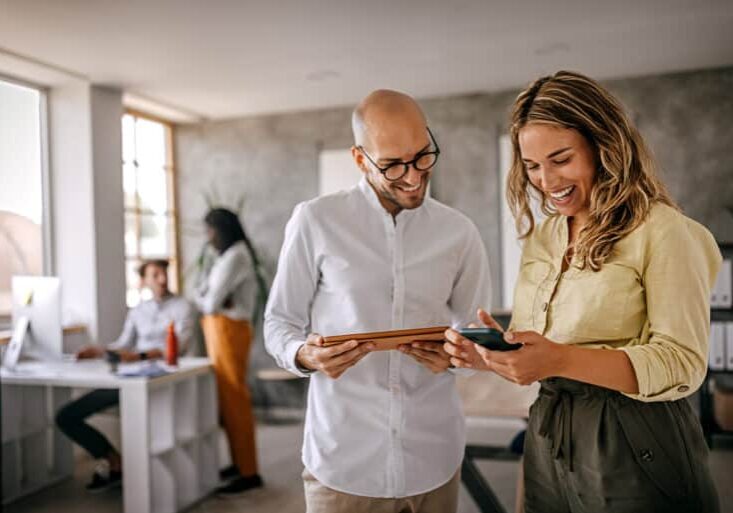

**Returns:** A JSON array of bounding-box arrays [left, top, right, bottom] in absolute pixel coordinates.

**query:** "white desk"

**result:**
[[1, 357, 220, 513]]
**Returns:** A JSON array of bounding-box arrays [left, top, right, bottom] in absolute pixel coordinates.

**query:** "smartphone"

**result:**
[[458, 328, 520, 351]]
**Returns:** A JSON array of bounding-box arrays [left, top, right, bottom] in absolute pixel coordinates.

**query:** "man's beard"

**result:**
[[380, 174, 429, 211]]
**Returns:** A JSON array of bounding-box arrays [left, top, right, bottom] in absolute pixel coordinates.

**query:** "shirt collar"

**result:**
[[357, 176, 424, 221]]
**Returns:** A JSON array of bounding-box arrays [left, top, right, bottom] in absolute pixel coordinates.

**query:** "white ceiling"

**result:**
[[2, 0, 732, 121]]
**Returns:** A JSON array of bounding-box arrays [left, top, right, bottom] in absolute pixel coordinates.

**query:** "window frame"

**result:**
[[122, 108, 181, 304], [0, 72, 53, 275], [0, 74, 52, 323]]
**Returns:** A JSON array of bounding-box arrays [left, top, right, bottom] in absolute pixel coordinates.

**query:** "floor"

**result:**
[[6, 416, 733, 513]]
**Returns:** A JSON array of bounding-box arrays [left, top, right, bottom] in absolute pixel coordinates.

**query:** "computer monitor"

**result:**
[[10, 276, 62, 360]]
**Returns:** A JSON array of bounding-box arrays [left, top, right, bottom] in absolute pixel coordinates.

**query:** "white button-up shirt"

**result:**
[[265, 178, 491, 498], [194, 241, 256, 321], [108, 294, 196, 354]]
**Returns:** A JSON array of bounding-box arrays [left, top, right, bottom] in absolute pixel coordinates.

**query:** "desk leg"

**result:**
[[462, 456, 507, 513], [120, 381, 151, 513]]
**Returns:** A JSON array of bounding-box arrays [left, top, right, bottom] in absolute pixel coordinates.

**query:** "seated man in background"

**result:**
[[55, 259, 196, 492]]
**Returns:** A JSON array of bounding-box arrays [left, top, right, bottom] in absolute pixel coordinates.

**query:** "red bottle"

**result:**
[[166, 322, 178, 366]]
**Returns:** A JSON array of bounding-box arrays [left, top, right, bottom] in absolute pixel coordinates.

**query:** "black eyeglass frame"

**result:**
[[356, 127, 441, 181]]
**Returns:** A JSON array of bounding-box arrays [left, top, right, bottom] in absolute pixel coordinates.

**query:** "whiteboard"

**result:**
[[318, 149, 362, 196], [499, 134, 545, 310]]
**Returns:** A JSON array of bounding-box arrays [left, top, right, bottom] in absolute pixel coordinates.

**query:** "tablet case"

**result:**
[[322, 326, 449, 351]]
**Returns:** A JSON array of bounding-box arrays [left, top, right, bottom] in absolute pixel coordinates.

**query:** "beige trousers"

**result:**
[[303, 468, 460, 513]]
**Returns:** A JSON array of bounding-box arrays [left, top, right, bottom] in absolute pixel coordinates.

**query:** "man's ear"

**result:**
[[351, 145, 368, 174]]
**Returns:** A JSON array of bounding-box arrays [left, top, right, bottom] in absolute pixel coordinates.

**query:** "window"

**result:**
[[122, 111, 179, 307], [0, 77, 48, 320], [318, 149, 361, 196], [499, 133, 545, 310]]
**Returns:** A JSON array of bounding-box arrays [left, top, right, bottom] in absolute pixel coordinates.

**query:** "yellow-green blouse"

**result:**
[[510, 203, 721, 402]]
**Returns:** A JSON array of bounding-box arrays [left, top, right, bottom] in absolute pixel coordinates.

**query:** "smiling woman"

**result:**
[[444, 70, 722, 513]]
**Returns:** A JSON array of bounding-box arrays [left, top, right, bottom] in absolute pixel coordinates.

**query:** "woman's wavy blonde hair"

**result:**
[[507, 70, 677, 271]]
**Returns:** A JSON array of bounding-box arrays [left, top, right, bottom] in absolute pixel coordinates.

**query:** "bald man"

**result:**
[[265, 90, 491, 512]]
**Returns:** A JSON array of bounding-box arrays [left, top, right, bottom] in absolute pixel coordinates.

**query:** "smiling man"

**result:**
[[265, 90, 492, 513]]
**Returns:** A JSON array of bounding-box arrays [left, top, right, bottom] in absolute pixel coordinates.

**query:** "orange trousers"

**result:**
[[200, 315, 258, 477]]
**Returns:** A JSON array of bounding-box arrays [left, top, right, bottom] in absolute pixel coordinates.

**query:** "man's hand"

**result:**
[[398, 341, 452, 374], [76, 345, 104, 360], [117, 350, 140, 362], [296, 333, 374, 379]]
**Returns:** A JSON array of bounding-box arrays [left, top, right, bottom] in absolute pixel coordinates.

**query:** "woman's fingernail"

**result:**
[[461, 352, 468, 359], [505, 332, 514, 341]]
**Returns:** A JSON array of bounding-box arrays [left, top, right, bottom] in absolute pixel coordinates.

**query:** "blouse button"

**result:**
[[542, 302, 549, 312], [640, 449, 654, 462], [677, 385, 690, 393]]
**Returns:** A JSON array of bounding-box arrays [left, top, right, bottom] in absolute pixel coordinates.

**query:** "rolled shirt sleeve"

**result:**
[[620, 218, 722, 402], [107, 310, 137, 351], [447, 222, 492, 376], [448, 223, 492, 328]]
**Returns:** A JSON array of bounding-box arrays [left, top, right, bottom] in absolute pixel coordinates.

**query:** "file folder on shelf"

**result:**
[[709, 322, 726, 371], [712, 259, 732, 308], [726, 322, 733, 371]]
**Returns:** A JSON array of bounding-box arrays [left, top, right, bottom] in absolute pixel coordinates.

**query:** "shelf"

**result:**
[[149, 384, 174, 456], [174, 379, 197, 442], [150, 454, 176, 513], [50, 428, 72, 477], [1, 384, 23, 443], [198, 432, 219, 494], [2, 441, 20, 501], [21, 386, 49, 435], [20, 430, 48, 489], [3, 363, 220, 512], [50, 387, 71, 417], [197, 374, 217, 432], [171, 445, 198, 509], [711, 310, 733, 321]]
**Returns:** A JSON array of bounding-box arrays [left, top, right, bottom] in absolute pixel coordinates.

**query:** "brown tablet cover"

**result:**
[[322, 326, 449, 351]]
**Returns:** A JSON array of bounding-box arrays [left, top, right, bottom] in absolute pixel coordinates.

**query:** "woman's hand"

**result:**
[[478, 330, 569, 385], [444, 308, 569, 385], [443, 308, 503, 371]]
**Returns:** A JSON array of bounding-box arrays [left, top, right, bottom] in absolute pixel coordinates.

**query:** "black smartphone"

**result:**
[[458, 328, 520, 351]]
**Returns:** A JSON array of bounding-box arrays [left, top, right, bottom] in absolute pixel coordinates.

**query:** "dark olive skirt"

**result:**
[[524, 378, 720, 513]]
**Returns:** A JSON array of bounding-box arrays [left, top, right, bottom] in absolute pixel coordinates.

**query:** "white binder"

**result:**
[[727, 322, 733, 371], [709, 322, 726, 371], [718, 259, 732, 308]]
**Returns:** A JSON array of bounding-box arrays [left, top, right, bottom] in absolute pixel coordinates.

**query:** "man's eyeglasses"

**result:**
[[357, 127, 440, 181]]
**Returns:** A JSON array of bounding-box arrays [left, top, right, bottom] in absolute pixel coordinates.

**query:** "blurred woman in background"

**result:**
[[195, 207, 263, 495]]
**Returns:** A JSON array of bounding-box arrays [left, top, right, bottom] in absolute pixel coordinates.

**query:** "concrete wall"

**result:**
[[90, 86, 126, 346], [49, 82, 98, 336], [176, 66, 733, 406]]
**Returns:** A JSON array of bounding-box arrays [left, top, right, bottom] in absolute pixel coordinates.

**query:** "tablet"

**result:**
[[322, 326, 449, 351]]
